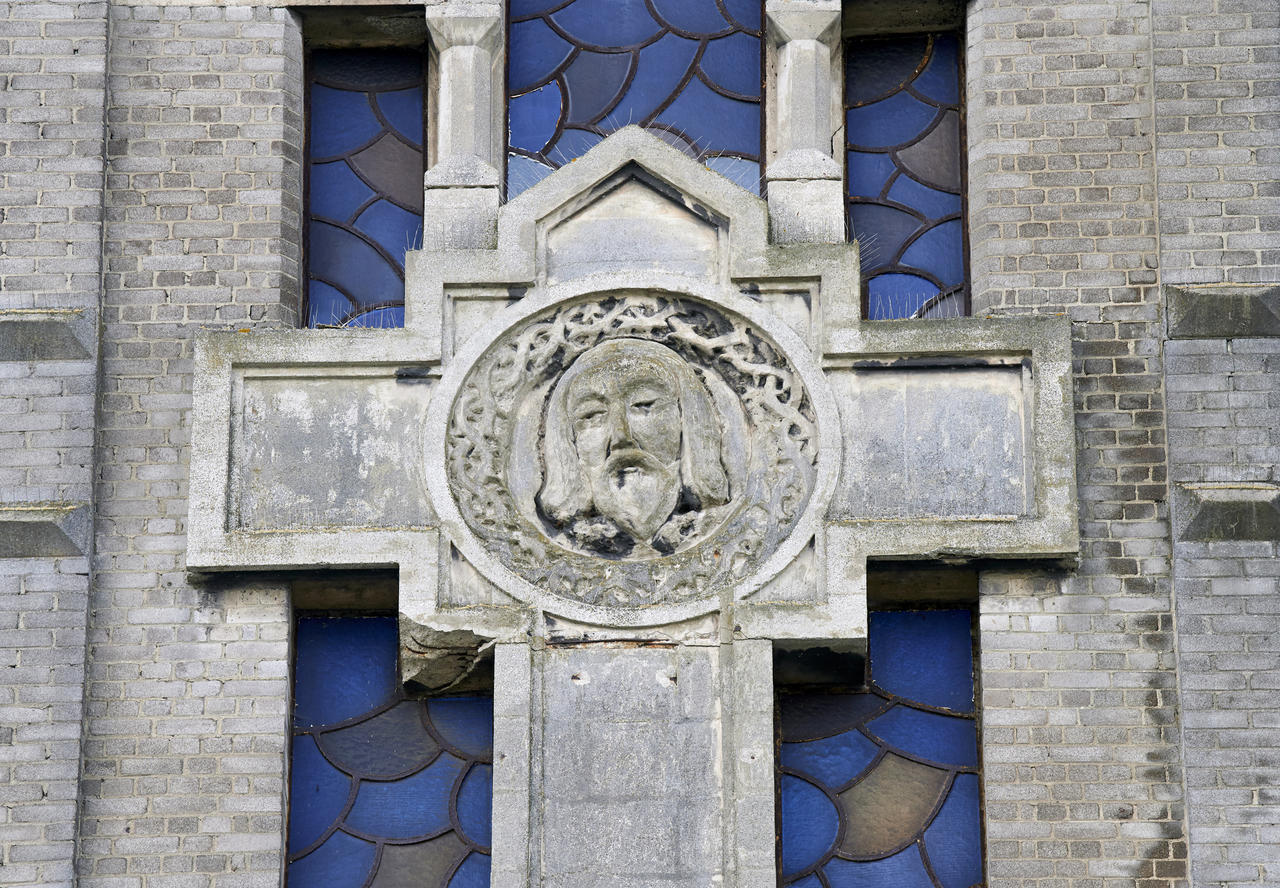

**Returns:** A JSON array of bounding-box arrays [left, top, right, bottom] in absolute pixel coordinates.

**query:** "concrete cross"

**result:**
[[187, 4, 1075, 883], [187, 126, 1076, 887]]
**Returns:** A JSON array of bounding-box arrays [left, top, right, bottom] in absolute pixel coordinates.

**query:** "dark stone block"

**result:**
[[1166, 284, 1280, 339], [1177, 485, 1280, 542], [0, 319, 90, 361], [0, 506, 90, 557]]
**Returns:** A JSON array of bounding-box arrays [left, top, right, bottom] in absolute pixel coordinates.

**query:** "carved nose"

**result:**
[[607, 407, 633, 452]]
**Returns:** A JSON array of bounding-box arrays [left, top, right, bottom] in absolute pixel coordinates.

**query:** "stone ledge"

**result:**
[[1166, 284, 1280, 339], [0, 313, 91, 361], [1175, 483, 1280, 543], [0, 504, 91, 558]]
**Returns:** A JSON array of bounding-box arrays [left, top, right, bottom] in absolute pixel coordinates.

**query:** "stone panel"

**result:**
[[233, 372, 435, 531], [833, 365, 1028, 520]]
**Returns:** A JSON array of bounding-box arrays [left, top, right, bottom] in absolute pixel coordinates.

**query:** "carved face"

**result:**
[[565, 355, 683, 541]]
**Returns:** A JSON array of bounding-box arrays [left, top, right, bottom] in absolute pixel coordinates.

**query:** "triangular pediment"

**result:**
[[496, 127, 769, 285]]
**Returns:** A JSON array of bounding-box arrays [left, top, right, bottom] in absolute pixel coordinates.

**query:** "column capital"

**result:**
[[424, 1, 502, 52], [765, 0, 841, 46]]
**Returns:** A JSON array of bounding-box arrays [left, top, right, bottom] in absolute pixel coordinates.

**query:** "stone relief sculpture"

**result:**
[[445, 291, 818, 608], [537, 339, 731, 558]]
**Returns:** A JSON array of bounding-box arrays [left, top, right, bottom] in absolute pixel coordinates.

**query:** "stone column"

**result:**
[[422, 1, 504, 256], [765, 0, 844, 244]]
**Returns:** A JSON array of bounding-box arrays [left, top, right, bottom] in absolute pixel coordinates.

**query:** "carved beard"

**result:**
[[585, 449, 680, 544]]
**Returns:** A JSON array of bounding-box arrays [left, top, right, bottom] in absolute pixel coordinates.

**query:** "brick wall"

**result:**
[[76, 6, 302, 886], [1167, 335, 1280, 888], [966, 2, 1187, 885], [0, 0, 107, 884], [1152, 0, 1279, 286]]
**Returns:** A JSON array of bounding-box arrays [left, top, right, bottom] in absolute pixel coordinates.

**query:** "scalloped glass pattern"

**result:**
[[306, 50, 425, 329], [506, 0, 763, 197], [287, 617, 493, 888], [778, 610, 982, 888], [845, 34, 968, 320]]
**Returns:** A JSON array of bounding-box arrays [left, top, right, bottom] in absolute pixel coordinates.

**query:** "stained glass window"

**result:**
[[778, 610, 982, 888], [306, 50, 425, 328], [845, 34, 968, 320], [506, 0, 763, 197], [288, 616, 493, 888]]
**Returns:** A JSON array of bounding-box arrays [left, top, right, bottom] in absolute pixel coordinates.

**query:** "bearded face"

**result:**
[[565, 357, 683, 543]]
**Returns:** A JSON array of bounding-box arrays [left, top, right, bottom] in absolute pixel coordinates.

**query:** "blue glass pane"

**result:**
[[449, 851, 492, 888], [310, 160, 375, 223], [779, 775, 839, 877], [509, 83, 563, 153], [345, 753, 468, 839], [847, 152, 897, 200], [562, 49, 632, 124], [654, 76, 759, 157], [376, 87, 424, 148], [901, 218, 965, 287], [345, 305, 405, 329], [314, 50, 421, 90], [865, 705, 978, 769], [508, 0, 761, 196], [866, 273, 938, 320], [551, 0, 661, 46], [846, 91, 939, 148], [781, 730, 880, 789], [307, 51, 421, 328], [311, 86, 382, 157], [455, 764, 492, 847], [886, 174, 961, 219], [869, 610, 974, 711], [780, 693, 889, 743], [846, 32, 966, 318], [912, 35, 961, 105], [705, 156, 759, 193], [615, 33, 700, 116], [510, 0, 563, 17], [428, 697, 495, 757], [318, 701, 439, 778], [307, 280, 353, 327], [288, 735, 352, 851], [354, 199, 421, 268], [848, 203, 921, 267], [288, 830, 377, 888], [294, 617, 398, 728], [309, 222, 404, 306], [823, 845, 935, 888], [650, 0, 733, 35], [722, 0, 761, 32], [509, 18, 575, 93], [923, 774, 983, 888], [846, 35, 931, 107], [699, 31, 760, 97], [548, 128, 605, 162], [507, 154, 556, 194], [789, 876, 823, 888]]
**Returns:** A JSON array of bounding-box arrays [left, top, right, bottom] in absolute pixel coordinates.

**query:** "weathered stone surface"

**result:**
[[833, 365, 1027, 519]]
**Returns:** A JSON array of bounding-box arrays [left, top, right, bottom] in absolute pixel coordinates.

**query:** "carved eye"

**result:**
[[575, 407, 605, 425], [630, 399, 656, 414]]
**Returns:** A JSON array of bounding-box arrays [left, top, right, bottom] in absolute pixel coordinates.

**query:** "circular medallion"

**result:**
[[428, 279, 838, 624]]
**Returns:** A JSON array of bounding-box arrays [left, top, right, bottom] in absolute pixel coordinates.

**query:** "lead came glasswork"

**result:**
[[506, 0, 763, 197], [778, 610, 982, 888], [844, 34, 968, 320], [288, 617, 493, 888], [306, 51, 425, 328]]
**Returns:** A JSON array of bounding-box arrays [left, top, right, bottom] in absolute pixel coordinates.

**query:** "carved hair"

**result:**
[[538, 339, 730, 526]]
